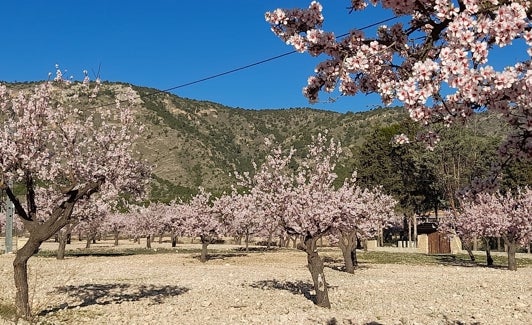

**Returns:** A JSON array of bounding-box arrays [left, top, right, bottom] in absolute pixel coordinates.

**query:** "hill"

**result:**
[[128, 84, 410, 199], [2, 82, 508, 201]]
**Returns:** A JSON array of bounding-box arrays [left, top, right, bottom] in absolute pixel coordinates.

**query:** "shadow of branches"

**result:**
[[192, 253, 248, 261], [322, 256, 369, 273], [39, 283, 189, 316], [435, 255, 507, 269], [326, 318, 384, 325], [249, 279, 315, 303]]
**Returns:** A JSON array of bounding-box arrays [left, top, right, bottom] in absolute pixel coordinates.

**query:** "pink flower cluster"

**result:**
[[266, 1, 532, 158], [445, 187, 532, 247], [0, 68, 150, 230]]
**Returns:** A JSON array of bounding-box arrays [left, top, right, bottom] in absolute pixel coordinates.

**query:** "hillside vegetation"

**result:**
[[3, 82, 509, 201]]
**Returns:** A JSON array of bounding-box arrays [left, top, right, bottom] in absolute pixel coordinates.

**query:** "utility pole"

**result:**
[[5, 180, 14, 253]]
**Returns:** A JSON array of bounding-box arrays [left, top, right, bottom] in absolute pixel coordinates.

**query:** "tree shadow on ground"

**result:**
[[234, 246, 278, 252], [39, 283, 189, 316], [435, 255, 507, 269], [249, 279, 315, 303], [322, 256, 369, 273], [436, 255, 479, 267], [322, 256, 343, 264], [326, 317, 384, 325], [192, 253, 248, 261]]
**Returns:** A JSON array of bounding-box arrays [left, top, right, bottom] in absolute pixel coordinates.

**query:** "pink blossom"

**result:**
[[266, 1, 532, 159]]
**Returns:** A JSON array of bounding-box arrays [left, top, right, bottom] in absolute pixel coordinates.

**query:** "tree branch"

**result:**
[[25, 171, 37, 219], [0, 183, 31, 221]]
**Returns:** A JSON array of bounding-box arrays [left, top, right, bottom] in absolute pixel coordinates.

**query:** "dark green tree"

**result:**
[[355, 120, 441, 245]]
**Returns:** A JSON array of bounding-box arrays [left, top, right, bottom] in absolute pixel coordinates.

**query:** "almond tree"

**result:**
[[102, 212, 130, 246], [0, 71, 150, 318], [164, 201, 186, 247], [285, 133, 342, 308], [236, 138, 295, 249], [332, 175, 397, 273], [71, 197, 111, 250], [181, 188, 224, 262], [452, 187, 532, 270], [127, 203, 166, 249], [265, 1, 531, 180], [215, 189, 261, 251], [246, 133, 342, 308]]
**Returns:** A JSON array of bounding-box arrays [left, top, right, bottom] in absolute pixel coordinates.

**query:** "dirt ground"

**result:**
[[0, 239, 531, 324]]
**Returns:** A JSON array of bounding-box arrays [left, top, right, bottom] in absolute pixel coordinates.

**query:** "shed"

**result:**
[[417, 222, 451, 254]]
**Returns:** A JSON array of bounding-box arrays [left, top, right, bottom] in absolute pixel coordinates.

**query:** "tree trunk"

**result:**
[[114, 231, 120, 246], [279, 234, 287, 248], [484, 237, 493, 267], [244, 231, 250, 252], [351, 240, 358, 269], [461, 238, 475, 261], [338, 231, 357, 274], [407, 216, 412, 245], [466, 246, 475, 262], [57, 232, 68, 260], [57, 224, 73, 260], [267, 232, 273, 249], [506, 240, 518, 271], [13, 238, 42, 319], [159, 233, 164, 244], [304, 236, 331, 308], [85, 236, 92, 249], [340, 244, 355, 274], [200, 241, 208, 263], [146, 235, 152, 249], [171, 235, 178, 247], [413, 218, 418, 247], [7, 178, 95, 319]]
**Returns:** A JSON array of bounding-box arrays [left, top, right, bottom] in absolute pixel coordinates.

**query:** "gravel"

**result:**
[[0, 241, 531, 325]]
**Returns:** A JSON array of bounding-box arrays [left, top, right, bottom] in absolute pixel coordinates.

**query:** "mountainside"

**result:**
[[128, 85, 410, 199], [4, 82, 508, 201]]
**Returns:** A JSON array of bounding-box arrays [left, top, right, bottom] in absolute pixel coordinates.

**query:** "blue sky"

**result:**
[[0, 1, 396, 113], [0, 1, 525, 113]]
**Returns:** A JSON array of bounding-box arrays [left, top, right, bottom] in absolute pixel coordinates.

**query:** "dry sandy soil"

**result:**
[[0, 240, 531, 325]]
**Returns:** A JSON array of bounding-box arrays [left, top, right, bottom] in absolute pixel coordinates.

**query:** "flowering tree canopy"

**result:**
[[266, 1, 532, 157], [330, 173, 397, 272], [214, 189, 261, 250], [236, 138, 295, 247], [0, 72, 150, 229], [446, 187, 532, 270], [241, 132, 343, 308], [103, 212, 131, 246], [0, 68, 151, 318], [127, 203, 167, 248], [181, 188, 224, 262]]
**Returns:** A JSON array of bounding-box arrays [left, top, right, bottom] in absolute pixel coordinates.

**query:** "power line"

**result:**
[[90, 15, 399, 110], [144, 51, 296, 96]]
